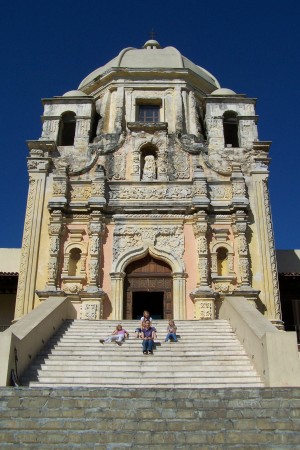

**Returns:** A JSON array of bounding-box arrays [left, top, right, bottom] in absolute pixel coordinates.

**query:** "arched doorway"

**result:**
[[123, 254, 173, 319]]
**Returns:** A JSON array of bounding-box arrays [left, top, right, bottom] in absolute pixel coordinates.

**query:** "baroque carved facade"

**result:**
[[14, 39, 281, 323]]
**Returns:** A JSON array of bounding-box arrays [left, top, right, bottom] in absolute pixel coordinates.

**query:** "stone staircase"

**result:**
[[21, 319, 263, 388]]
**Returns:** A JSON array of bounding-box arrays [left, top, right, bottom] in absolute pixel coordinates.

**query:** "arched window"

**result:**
[[223, 111, 239, 147], [68, 248, 82, 276], [217, 247, 228, 276], [140, 144, 157, 180], [58, 112, 76, 146]]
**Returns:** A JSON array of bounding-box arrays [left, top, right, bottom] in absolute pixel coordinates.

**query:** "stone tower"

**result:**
[[14, 40, 281, 325]]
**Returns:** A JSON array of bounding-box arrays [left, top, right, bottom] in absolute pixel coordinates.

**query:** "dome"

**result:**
[[63, 89, 89, 97], [78, 41, 220, 90], [211, 88, 237, 96]]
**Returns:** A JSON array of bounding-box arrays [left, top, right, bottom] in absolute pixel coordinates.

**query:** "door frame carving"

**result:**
[[110, 245, 186, 320]]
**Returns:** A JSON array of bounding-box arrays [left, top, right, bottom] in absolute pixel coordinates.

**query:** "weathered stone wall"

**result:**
[[0, 387, 299, 448]]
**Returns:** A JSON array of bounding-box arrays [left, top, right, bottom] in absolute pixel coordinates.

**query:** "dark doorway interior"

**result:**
[[132, 291, 164, 320]]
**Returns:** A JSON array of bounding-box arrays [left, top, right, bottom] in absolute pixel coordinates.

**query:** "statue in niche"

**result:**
[[142, 155, 156, 180]]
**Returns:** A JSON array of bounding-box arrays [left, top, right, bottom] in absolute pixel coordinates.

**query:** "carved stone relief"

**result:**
[[109, 185, 194, 201], [209, 185, 232, 200], [70, 184, 92, 201], [107, 153, 126, 180], [113, 225, 184, 265], [81, 301, 103, 320]]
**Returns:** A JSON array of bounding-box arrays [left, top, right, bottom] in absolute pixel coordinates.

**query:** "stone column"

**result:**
[[47, 211, 63, 290], [88, 165, 106, 208], [110, 272, 125, 320], [191, 212, 217, 320], [173, 273, 187, 320], [157, 144, 168, 182], [188, 90, 198, 135], [175, 87, 183, 134], [15, 153, 50, 319], [250, 159, 282, 322], [88, 213, 104, 291], [114, 86, 125, 134]]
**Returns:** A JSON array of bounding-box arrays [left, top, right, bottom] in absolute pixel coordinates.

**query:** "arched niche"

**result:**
[[140, 144, 158, 181]]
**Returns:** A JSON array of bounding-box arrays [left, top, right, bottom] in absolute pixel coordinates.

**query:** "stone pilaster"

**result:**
[[47, 211, 63, 290], [88, 165, 106, 208], [110, 272, 125, 320], [192, 166, 209, 209], [250, 157, 282, 321], [173, 272, 187, 320], [87, 213, 104, 291], [191, 212, 217, 319], [175, 87, 183, 134], [15, 151, 50, 319]]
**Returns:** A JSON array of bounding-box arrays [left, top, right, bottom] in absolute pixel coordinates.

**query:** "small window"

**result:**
[[223, 111, 239, 147], [58, 112, 76, 146], [138, 105, 160, 123]]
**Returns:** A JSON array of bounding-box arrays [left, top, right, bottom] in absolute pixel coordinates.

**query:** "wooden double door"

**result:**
[[123, 254, 173, 320]]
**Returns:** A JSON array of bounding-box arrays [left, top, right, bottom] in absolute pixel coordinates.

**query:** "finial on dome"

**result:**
[[143, 39, 161, 49]]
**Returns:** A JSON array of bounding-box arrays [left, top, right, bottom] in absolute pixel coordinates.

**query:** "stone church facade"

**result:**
[[14, 40, 281, 324]]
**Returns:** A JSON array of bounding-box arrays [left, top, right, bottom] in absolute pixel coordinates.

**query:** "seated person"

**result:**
[[100, 324, 129, 346], [135, 310, 157, 338], [165, 320, 178, 342], [141, 320, 155, 355]]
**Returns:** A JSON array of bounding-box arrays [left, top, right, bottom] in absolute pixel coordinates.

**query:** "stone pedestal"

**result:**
[[190, 288, 217, 320], [233, 287, 260, 309]]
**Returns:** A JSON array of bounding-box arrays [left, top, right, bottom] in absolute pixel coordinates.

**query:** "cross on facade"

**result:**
[[149, 29, 157, 40]]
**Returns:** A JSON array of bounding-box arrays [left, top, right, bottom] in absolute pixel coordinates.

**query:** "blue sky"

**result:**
[[0, 0, 299, 249]]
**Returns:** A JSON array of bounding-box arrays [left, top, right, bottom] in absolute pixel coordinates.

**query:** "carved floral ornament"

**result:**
[[109, 184, 208, 201], [70, 185, 92, 200], [113, 225, 184, 263], [209, 184, 232, 200]]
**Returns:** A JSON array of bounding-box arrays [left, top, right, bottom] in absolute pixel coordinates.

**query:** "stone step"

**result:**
[[28, 375, 263, 384], [38, 354, 251, 362], [29, 360, 253, 368], [31, 370, 262, 379]]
